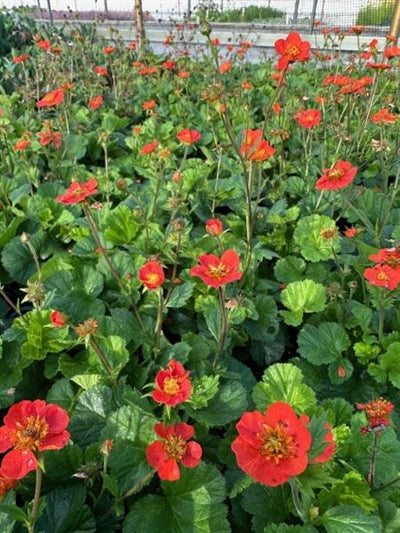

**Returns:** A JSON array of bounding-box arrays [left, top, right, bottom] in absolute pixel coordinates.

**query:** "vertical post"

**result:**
[[309, 0, 318, 32], [46, 0, 53, 24], [389, 0, 400, 43], [187, 0, 191, 19], [104, 0, 109, 18], [134, 0, 147, 56], [293, 0, 300, 24]]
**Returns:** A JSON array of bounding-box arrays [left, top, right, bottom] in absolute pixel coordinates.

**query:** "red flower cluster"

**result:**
[[357, 398, 394, 432], [142, 100, 156, 111], [56, 177, 98, 204], [371, 108, 397, 124], [240, 129, 276, 161], [13, 139, 31, 151], [364, 247, 400, 290], [152, 359, 191, 406], [176, 129, 201, 144], [139, 261, 165, 290], [146, 423, 202, 481], [37, 88, 65, 108], [13, 54, 30, 63], [322, 74, 373, 95], [93, 66, 108, 76], [0, 400, 70, 479], [38, 128, 62, 148], [231, 402, 334, 487], [140, 141, 159, 155], [274, 32, 311, 70], [315, 160, 358, 190], [190, 250, 242, 288]]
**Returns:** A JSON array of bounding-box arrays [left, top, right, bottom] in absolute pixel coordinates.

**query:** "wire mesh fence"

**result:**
[[0, 0, 395, 31]]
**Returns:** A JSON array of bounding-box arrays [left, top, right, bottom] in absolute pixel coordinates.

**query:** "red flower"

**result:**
[[93, 66, 108, 76], [13, 139, 31, 151], [242, 80, 253, 90], [102, 46, 115, 54], [240, 130, 276, 161], [190, 250, 242, 288], [384, 46, 400, 58], [88, 95, 104, 110], [369, 247, 400, 267], [56, 177, 98, 204], [176, 129, 201, 144], [0, 400, 70, 479], [219, 61, 232, 74], [139, 261, 165, 290], [152, 359, 191, 406], [274, 32, 311, 70], [300, 415, 335, 464], [294, 109, 321, 128], [344, 227, 357, 238], [0, 468, 17, 497], [38, 129, 62, 148], [146, 423, 202, 481], [143, 100, 156, 110], [371, 108, 397, 124], [231, 402, 312, 487], [205, 218, 223, 235], [140, 141, 159, 154], [357, 398, 394, 429], [162, 60, 175, 70], [37, 40, 51, 51], [364, 264, 400, 290], [13, 54, 30, 63], [37, 88, 64, 108], [50, 310, 67, 327], [315, 160, 358, 190], [139, 66, 158, 76]]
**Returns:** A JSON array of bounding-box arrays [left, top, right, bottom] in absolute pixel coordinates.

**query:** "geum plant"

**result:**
[[0, 14, 400, 531]]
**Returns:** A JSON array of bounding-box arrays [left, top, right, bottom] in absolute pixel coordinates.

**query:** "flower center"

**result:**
[[163, 377, 180, 395], [164, 434, 187, 461], [286, 44, 300, 60], [146, 273, 161, 285], [72, 185, 85, 197], [376, 271, 390, 281], [207, 262, 230, 281], [258, 421, 297, 464], [10, 416, 49, 451], [327, 168, 344, 181]]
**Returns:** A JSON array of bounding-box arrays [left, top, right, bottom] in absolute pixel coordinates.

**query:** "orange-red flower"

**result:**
[[37, 39, 51, 51], [176, 129, 201, 144], [240, 129, 276, 161], [140, 141, 159, 155], [13, 139, 31, 151], [88, 95, 104, 110], [37, 88, 65, 108], [162, 60, 175, 70], [384, 46, 400, 58], [205, 218, 223, 235], [139, 261, 165, 290], [369, 247, 400, 267], [190, 250, 242, 288], [0, 400, 70, 479], [0, 468, 17, 497], [294, 109, 321, 128], [142, 99, 156, 110], [371, 108, 397, 124], [50, 310, 67, 327], [231, 402, 312, 487], [152, 359, 191, 406], [93, 66, 108, 76], [315, 160, 358, 190], [219, 61, 232, 74], [38, 129, 62, 148], [364, 264, 400, 290], [146, 422, 202, 481], [13, 54, 30, 63], [274, 32, 311, 70], [102, 46, 115, 54], [357, 398, 394, 430], [56, 177, 98, 204]]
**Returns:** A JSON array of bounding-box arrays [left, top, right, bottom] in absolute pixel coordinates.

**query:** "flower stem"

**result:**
[[214, 287, 228, 367], [89, 337, 115, 381], [289, 479, 307, 524], [28, 465, 43, 533], [367, 432, 379, 488]]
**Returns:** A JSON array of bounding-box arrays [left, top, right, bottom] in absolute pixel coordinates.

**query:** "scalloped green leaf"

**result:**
[[293, 214, 340, 262], [253, 363, 316, 412], [274, 255, 306, 284], [280, 279, 326, 326], [104, 204, 140, 245], [123, 463, 230, 533], [297, 322, 350, 366], [321, 505, 382, 533]]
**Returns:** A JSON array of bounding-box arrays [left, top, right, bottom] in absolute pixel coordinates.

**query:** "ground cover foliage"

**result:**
[[0, 17, 400, 532]]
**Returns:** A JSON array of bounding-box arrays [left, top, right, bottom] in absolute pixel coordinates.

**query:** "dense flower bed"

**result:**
[[0, 20, 399, 532]]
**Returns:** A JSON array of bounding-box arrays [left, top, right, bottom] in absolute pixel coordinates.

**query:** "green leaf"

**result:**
[[189, 375, 220, 409], [199, 294, 220, 341], [244, 295, 279, 343], [274, 255, 306, 284], [241, 484, 291, 532], [104, 205, 140, 245], [123, 463, 230, 533], [46, 378, 76, 410], [294, 214, 340, 262], [64, 133, 88, 160], [377, 342, 400, 388], [165, 282, 195, 309], [280, 280, 326, 326], [253, 363, 316, 412], [21, 310, 71, 360], [89, 335, 130, 377], [229, 473, 254, 498], [319, 472, 377, 514], [103, 404, 156, 444], [0, 212, 24, 247], [1, 230, 45, 283], [321, 505, 382, 533], [0, 492, 18, 531], [186, 380, 247, 425], [297, 322, 350, 365], [264, 525, 318, 533], [36, 486, 95, 532]]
